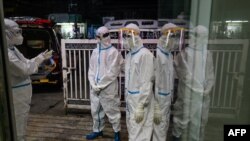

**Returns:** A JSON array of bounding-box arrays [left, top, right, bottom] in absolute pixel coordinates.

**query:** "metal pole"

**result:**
[[0, 0, 17, 140]]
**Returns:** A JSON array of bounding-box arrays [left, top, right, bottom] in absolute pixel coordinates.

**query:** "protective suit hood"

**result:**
[[188, 25, 208, 50], [120, 23, 143, 50], [96, 26, 111, 48], [4, 18, 23, 46]]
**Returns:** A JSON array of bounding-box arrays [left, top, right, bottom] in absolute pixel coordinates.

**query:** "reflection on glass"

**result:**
[[56, 23, 86, 39], [210, 20, 249, 39], [172, 25, 215, 141], [154, 24, 182, 141]]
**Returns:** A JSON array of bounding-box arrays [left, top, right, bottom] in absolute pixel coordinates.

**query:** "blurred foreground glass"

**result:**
[[0, 0, 17, 140], [159, 0, 250, 141]]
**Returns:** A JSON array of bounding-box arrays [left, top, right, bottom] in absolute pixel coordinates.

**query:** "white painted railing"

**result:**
[[61, 39, 248, 118]]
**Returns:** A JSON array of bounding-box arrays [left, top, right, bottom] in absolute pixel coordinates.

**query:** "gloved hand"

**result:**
[[42, 49, 53, 60], [153, 102, 162, 125], [34, 53, 45, 66], [92, 85, 101, 92], [34, 50, 53, 65], [134, 102, 144, 123], [204, 83, 213, 94]]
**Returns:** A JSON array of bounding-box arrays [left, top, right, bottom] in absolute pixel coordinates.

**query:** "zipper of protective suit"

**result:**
[[95, 43, 101, 83]]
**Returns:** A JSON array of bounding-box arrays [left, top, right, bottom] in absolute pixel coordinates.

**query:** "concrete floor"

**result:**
[[28, 89, 128, 140], [27, 89, 227, 141], [30, 90, 65, 116]]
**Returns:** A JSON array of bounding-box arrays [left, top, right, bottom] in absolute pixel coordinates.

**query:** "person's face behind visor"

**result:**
[[96, 32, 111, 47], [120, 28, 139, 50], [159, 29, 180, 51]]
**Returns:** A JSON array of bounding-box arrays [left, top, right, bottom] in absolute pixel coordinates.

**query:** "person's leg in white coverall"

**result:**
[[172, 25, 215, 141], [86, 26, 124, 141], [120, 23, 155, 141], [153, 23, 179, 141], [4, 18, 52, 141]]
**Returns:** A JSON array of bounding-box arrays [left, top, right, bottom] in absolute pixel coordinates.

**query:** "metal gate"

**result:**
[[208, 39, 248, 118], [61, 39, 248, 118], [61, 39, 158, 111]]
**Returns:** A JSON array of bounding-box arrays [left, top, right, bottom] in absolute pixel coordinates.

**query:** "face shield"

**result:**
[[119, 28, 140, 50], [159, 27, 186, 52]]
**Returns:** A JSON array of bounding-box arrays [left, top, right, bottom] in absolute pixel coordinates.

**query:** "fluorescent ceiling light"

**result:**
[[226, 20, 248, 23]]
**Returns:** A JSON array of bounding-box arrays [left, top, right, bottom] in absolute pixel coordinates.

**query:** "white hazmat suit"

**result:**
[[172, 25, 215, 141], [4, 18, 52, 141], [121, 23, 155, 141], [87, 26, 124, 140], [153, 23, 178, 141]]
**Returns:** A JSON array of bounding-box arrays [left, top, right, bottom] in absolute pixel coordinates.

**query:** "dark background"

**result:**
[[3, 0, 190, 24]]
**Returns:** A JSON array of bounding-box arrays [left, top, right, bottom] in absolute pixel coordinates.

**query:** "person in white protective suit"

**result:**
[[120, 23, 155, 141], [4, 18, 52, 141], [153, 23, 179, 141], [86, 26, 124, 141], [172, 25, 215, 141]]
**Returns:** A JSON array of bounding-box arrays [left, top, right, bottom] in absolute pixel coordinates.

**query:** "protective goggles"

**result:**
[[96, 32, 110, 39]]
